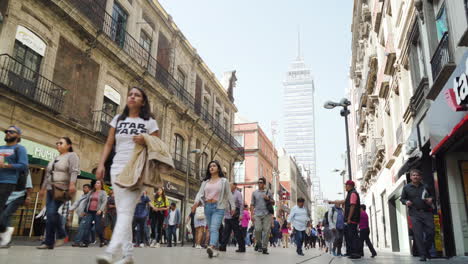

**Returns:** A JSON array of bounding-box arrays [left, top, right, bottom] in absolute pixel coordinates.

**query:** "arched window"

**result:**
[[199, 152, 209, 179], [174, 134, 185, 161]]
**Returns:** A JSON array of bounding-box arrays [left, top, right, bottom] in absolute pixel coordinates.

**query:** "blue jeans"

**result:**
[[1, 195, 25, 228], [75, 211, 103, 244], [204, 202, 224, 247], [45, 191, 66, 246], [294, 229, 305, 254], [166, 225, 177, 246]]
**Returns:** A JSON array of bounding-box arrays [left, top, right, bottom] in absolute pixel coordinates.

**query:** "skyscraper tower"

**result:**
[[283, 33, 316, 183]]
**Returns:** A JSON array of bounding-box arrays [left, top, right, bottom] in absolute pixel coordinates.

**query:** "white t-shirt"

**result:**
[[110, 114, 159, 177]]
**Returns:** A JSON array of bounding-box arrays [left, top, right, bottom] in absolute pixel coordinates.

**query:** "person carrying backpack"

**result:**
[[323, 208, 334, 253], [329, 203, 345, 256]]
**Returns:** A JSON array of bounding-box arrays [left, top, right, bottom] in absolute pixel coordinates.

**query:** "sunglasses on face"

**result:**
[[4, 130, 18, 135]]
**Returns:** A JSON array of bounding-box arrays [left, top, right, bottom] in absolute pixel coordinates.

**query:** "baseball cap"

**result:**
[[345, 180, 355, 186], [8, 126, 22, 135]]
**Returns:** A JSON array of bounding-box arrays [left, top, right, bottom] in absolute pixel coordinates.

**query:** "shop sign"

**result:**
[[0, 132, 58, 161], [15, 26, 46, 56], [104, 85, 121, 105], [445, 72, 468, 111], [164, 180, 184, 196]]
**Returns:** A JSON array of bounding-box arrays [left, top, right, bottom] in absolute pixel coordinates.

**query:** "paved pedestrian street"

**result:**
[[1, 245, 467, 264]]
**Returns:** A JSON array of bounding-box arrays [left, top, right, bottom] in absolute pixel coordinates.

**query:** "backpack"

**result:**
[[334, 207, 345, 230], [322, 211, 329, 226], [14, 146, 28, 191]]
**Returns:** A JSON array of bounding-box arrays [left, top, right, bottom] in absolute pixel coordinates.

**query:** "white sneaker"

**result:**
[[156, 243, 160, 248], [212, 250, 219, 257], [196, 245, 202, 249], [150, 241, 156, 248], [96, 254, 113, 264], [139, 243, 145, 248], [114, 256, 134, 264], [0, 227, 14, 246]]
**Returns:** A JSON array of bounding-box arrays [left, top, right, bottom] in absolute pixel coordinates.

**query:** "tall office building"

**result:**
[[283, 37, 316, 183]]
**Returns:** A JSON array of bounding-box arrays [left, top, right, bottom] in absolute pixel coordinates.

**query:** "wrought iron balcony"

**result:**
[[362, 152, 373, 179], [93, 110, 113, 137], [67, 0, 244, 158], [0, 54, 66, 113], [428, 32, 456, 99]]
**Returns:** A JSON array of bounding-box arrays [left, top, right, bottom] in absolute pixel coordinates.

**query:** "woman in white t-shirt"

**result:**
[[95, 87, 159, 264]]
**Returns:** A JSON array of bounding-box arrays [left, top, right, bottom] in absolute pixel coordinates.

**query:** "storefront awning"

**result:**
[[430, 114, 468, 155], [27, 154, 96, 181], [397, 156, 422, 178]]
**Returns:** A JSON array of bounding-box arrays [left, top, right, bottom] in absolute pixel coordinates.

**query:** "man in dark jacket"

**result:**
[[329, 180, 361, 259], [400, 169, 434, 262]]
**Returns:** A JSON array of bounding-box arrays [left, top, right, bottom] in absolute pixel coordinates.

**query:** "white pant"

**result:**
[[106, 175, 141, 257]]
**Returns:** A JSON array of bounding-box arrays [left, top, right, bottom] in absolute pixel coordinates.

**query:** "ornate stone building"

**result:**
[[349, 0, 468, 257], [0, 0, 243, 236]]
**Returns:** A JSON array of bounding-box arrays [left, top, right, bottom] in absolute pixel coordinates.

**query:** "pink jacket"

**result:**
[[241, 210, 251, 227]]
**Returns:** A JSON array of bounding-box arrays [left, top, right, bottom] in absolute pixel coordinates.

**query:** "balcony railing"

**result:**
[[0, 54, 66, 113], [173, 153, 187, 173], [362, 152, 373, 178], [431, 32, 451, 81], [67, 0, 244, 158], [93, 110, 113, 137]]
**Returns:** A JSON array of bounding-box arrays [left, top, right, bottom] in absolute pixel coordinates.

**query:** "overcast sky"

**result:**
[[159, 0, 354, 200]]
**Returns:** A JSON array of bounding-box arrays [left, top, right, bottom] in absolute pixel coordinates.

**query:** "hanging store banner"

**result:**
[[15, 26, 46, 56]]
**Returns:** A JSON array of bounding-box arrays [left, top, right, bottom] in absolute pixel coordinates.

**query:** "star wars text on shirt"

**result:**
[[115, 122, 149, 135]]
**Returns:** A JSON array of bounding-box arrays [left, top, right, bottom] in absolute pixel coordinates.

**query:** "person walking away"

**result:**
[[186, 207, 196, 247], [219, 182, 245, 253], [288, 197, 310, 256], [74, 180, 107, 248], [359, 204, 377, 258], [400, 169, 435, 262], [330, 203, 345, 256], [281, 220, 290, 248], [0, 126, 28, 247], [316, 224, 324, 249], [310, 226, 318, 248], [0, 170, 32, 247], [150, 187, 169, 248], [323, 208, 334, 253], [95, 87, 160, 264], [272, 217, 281, 247], [192, 203, 206, 249], [134, 192, 151, 247], [106, 188, 116, 232], [70, 184, 91, 247], [164, 202, 180, 247], [37, 137, 78, 249], [240, 204, 250, 247], [304, 222, 312, 250], [58, 200, 71, 242], [192, 160, 235, 258], [251, 177, 274, 255]]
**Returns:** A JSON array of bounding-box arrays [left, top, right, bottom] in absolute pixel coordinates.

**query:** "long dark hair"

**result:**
[[282, 220, 288, 229], [61, 137, 74, 152], [154, 187, 167, 206], [118, 87, 154, 122], [203, 160, 225, 181]]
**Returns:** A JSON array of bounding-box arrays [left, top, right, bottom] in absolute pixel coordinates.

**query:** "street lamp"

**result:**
[[182, 148, 201, 246], [324, 98, 352, 181]]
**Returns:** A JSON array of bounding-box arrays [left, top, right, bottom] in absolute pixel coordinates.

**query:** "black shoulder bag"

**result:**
[[103, 120, 119, 185], [265, 190, 275, 215], [14, 146, 28, 191]]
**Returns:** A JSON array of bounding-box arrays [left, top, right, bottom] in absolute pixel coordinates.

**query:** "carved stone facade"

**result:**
[[0, 0, 243, 234]]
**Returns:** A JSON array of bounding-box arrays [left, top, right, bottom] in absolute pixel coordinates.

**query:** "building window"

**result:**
[[177, 68, 186, 89], [13, 40, 42, 82], [215, 110, 221, 124], [435, 4, 448, 41], [140, 31, 151, 52], [234, 133, 244, 147], [223, 118, 229, 130], [234, 161, 245, 183], [111, 2, 128, 48], [200, 152, 209, 177], [203, 98, 210, 112], [174, 134, 185, 160], [409, 21, 426, 91]]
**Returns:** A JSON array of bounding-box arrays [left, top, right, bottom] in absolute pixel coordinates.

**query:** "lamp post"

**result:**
[[182, 149, 201, 246], [324, 98, 352, 181]]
